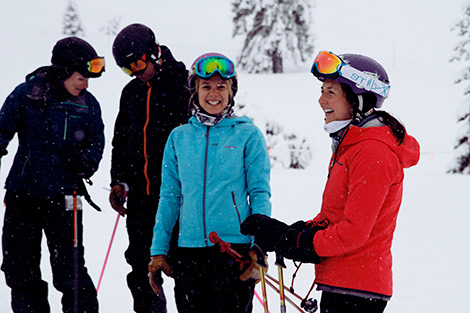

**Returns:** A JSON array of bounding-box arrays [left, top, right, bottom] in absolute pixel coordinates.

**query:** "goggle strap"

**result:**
[[340, 65, 390, 98]]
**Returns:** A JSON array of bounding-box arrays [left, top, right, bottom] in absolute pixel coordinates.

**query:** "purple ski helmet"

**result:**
[[188, 52, 238, 98], [313, 52, 390, 108]]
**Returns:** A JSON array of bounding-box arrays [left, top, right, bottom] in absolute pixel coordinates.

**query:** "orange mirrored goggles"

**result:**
[[121, 54, 148, 76], [87, 57, 106, 74], [311, 50, 344, 77]]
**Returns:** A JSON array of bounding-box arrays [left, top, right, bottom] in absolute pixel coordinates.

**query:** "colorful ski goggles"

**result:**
[[311, 50, 390, 98], [87, 57, 105, 74], [121, 54, 148, 76], [195, 56, 236, 79]]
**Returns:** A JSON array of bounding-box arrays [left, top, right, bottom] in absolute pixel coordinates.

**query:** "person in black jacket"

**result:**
[[109, 23, 190, 313], [0, 36, 105, 313]]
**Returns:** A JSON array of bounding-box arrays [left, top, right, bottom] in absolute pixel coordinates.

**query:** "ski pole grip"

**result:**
[[253, 244, 268, 268], [208, 231, 220, 245], [275, 252, 286, 268]]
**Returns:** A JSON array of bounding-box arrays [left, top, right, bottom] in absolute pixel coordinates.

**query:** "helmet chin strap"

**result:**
[[352, 95, 374, 125], [357, 94, 364, 112]]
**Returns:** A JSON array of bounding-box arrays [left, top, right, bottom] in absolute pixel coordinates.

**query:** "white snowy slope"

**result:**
[[0, 1, 469, 312]]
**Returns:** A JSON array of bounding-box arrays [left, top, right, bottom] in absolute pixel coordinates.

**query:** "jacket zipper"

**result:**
[[143, 83, 152, 195], [231, 191, 242, 226], [63, 111, 68, 140], [21, 152, 31, 175], [202, 126, 210, 246]]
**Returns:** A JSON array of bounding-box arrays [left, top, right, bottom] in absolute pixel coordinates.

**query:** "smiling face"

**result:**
[[318, 79, 353, 124], [63, 72, 89, 96], [197, 75, 230, 115]]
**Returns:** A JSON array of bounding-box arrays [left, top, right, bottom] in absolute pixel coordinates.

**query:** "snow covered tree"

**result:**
[[235, 102, 313, 169], [449, 4, 470, 174], [232, 0, 315, 73], [100, 16, 122, 38], [63, 0, 85, 37]]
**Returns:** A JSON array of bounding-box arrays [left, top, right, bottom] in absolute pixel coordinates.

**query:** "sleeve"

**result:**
[[150, 132, 181, 256], [244, 126, 272, 217], [0, 85, 24, 157], [80, 97, 105, 178], [314, 142, 401, 257], [110, 91, 131, 186]]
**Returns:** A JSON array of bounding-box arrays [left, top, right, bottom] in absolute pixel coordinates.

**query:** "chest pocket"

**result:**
[[210, 137, 245, 180], [34, 101, 90, 151]]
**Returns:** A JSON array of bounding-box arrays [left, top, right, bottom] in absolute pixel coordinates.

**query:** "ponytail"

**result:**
[[340, 83, 406, 145], [375, 111, 406, 145]]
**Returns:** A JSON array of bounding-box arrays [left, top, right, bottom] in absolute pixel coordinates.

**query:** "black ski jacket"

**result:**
[[0, 66, 105, 198], [110, 45, 190, 196]]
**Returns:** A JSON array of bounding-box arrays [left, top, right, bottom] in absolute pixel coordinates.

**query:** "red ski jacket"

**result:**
[[312, 125, 420, 297]]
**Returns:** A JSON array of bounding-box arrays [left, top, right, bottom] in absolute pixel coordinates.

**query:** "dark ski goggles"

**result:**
[[195, 55, 235, 79], [87, 57, 105, 74], [121, 54, 148, 76]]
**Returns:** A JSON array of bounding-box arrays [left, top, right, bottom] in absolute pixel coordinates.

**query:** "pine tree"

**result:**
[[63, 0, 85, 37], [235, 102, 313, 169], [449, 4, 470, 174], [232, 0, 315, 73], [100, 16, 122, 38]]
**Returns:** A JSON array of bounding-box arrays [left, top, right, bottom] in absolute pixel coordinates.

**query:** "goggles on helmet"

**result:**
[[87, 57, 105, 74], [121, 54, 148, 76], [311, 50, 390, 98], [195, 56, 235, 79]]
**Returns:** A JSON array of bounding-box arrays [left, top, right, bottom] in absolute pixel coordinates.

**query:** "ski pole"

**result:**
[[275, 253, 287, 313], [73, 191, 79, 313], [259, 266, 269, 313], [266, 273, 318, 313], [265, 277, 305, 313], [208, 231, 269, 312], [208, 231, 250, 265], [96, 213, 120, 293]]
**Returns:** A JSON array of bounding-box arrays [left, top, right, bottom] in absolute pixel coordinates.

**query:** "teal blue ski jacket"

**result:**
[[150, 115, 271, 255]]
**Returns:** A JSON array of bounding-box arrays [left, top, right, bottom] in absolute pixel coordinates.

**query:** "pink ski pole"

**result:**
[[96, 213, 120, 293]]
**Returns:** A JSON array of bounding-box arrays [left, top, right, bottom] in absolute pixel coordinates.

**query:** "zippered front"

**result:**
[[231, 191, 242, 226], [202, 126, 210, 246], [143, 83, 152, 195], [63, 110, 68, 140]]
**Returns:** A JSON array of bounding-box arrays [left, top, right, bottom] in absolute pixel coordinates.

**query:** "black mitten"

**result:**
[[277, 219, 329, 264], [241, 214, 290, 255]]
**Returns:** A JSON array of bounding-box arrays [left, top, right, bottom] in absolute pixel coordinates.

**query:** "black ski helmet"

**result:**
[[51, 37, 104, 78], [112, 23, 160, 68]]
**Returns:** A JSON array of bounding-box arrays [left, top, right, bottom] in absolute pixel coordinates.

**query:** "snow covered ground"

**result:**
[[0, 0, 469, 312]]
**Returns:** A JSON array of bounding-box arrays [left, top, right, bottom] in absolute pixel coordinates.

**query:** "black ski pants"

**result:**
[[125, 192, 166, 313], [173, 245, 255, 313], [320, 291, 387, 313], [1, 191, 98, 313]]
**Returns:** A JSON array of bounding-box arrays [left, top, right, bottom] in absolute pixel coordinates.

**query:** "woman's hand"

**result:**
[[148, 255, 173, 294]]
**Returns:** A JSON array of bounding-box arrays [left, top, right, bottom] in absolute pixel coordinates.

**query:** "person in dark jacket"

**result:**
[[241, 51, 420, 313], [0, 36, 105, 313], [108, 23, 190, 313]]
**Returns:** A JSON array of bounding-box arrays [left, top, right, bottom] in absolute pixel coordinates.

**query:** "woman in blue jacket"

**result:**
[[148, 53, 271, 313], [0, 37, 105, 313]]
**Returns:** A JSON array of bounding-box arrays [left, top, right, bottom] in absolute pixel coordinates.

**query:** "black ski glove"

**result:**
[[241, 214, 329, 264], [241, 214, 291, 255], [277, 219, 329, 264]]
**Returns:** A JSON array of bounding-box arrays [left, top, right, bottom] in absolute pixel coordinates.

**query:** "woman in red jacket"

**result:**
[[241, 51, 420, 313]]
